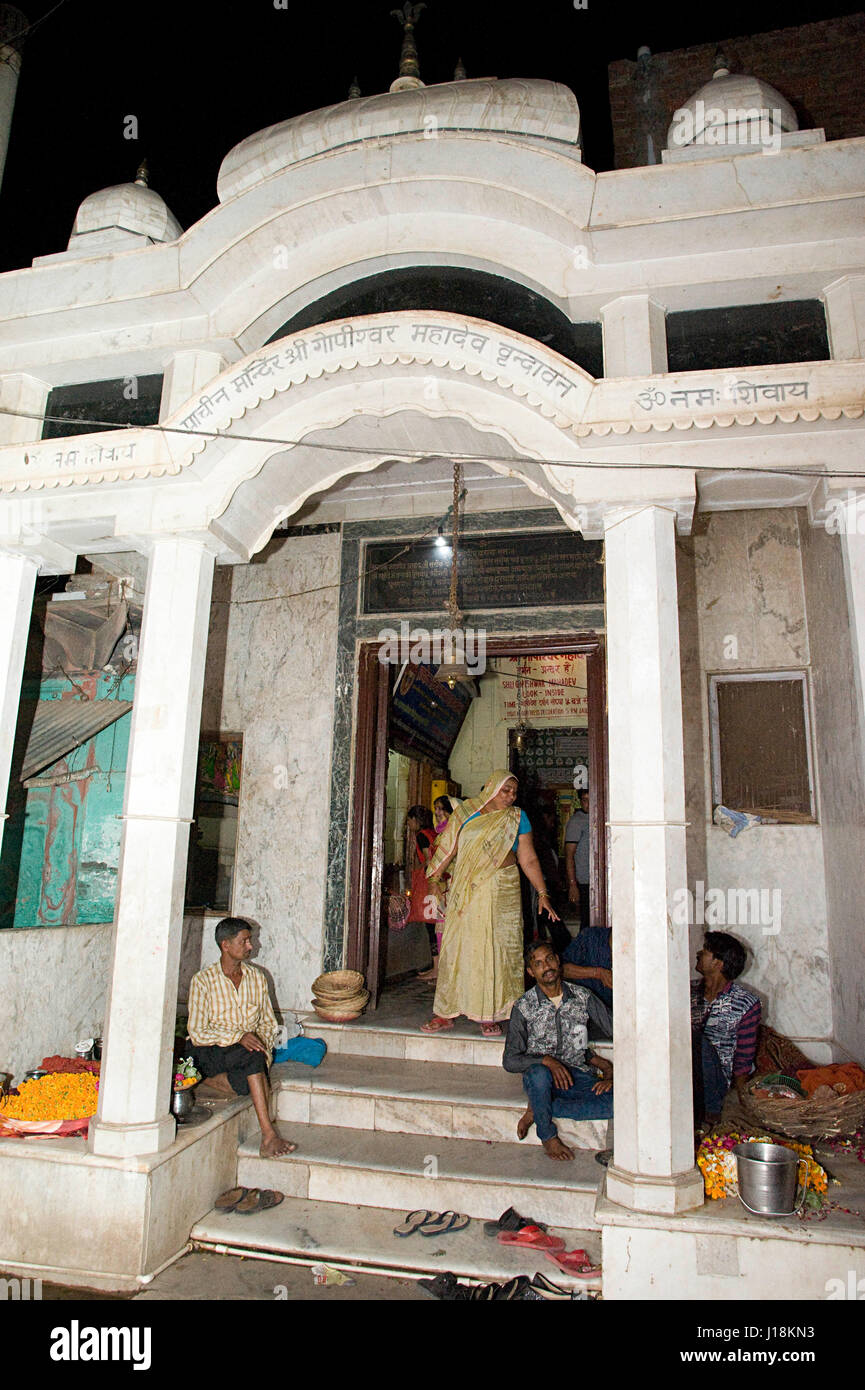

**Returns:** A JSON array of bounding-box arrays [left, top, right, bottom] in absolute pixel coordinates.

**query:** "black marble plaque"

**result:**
[[363, 532, 603, 614]]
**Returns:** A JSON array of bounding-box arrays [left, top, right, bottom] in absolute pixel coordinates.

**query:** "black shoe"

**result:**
[[528, 1272, 588, 1301], [594, 1149, 612, 1168], [482, 1206, 549, 1238], [416, 1271, 469, 1300]]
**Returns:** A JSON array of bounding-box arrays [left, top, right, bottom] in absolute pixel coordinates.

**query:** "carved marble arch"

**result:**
[[175, 311, 601, 560]]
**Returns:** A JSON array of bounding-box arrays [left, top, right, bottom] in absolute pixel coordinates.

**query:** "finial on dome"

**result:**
[[134, 159, 149, 187], [454, 55, 466, 81], [390, 2, 425, 92], [713, 48, 730, 78], [348, 75, 361, 99]]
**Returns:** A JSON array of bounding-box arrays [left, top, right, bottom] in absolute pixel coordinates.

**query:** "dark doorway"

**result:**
[[346, 633, 607, 1008]]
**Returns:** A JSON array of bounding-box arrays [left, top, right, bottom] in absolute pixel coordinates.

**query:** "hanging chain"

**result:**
[[448, 459, 463, 626]]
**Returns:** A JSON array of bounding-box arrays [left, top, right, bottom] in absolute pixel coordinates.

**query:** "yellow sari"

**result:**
[[426, 770, 526, 1022]]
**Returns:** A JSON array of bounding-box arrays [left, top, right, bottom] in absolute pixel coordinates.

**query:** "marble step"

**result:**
[[272, 1053, 610, 1149], [301, 1012, 613, 1070], [236, 1122, 602, 1227], [191, 1194, 602, 1291]]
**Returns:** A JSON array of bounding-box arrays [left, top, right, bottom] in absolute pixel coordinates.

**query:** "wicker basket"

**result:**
[[311, 970, 365, 998], [740, 1078, 865, 1142]]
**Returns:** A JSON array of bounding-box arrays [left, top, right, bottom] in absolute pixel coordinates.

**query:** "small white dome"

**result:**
[[667, 69, 798, 149], [71, 179, 182, 244]]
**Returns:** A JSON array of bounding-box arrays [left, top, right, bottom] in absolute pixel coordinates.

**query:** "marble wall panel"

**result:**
[[0, 922, 114, 1080], [691, 509, 834, 1045], [194, 531, 342, 1017]]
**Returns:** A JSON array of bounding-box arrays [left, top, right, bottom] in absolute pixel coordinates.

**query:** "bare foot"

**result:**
[[542, 1135, 574, 1161], [260, 1131, 297, 1158], [517, 1107, 534, 1141], [417, 967, 438, 982]]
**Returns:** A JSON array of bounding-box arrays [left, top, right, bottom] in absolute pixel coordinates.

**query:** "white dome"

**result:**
[[667, 69, 798, 149], [71, 181, 182, 244], [217, 78, 581, 204]]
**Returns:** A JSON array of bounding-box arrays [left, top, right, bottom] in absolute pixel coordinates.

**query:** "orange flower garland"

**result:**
[[697, 1131, 829, 1203], [0, 1072, 99, 1123]]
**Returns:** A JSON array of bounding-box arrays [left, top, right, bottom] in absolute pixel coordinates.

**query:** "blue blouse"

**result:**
[[464, 807, 531, 852]]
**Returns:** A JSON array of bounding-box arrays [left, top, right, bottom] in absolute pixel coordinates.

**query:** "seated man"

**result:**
[[691, 930, 761, 1129], [187, 916, 296, 1158], [503, 941, 613, 1161], [562, 923, 613, 1041]]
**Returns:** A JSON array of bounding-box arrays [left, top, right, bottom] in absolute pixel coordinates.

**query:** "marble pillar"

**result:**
[[602, 504, 704, 1214], [0, 552, 38, 858], [90, 537, 215, 1157], [835, 490, 865, 775], [0, 374, 50, 444], [159, 350, 227, 419], [600, 294, 668, 377]]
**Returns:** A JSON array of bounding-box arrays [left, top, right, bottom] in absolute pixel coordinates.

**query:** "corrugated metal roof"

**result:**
[[21, 699, 133, 782]]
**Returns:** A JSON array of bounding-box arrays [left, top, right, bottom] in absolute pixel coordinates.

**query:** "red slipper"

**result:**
[[420, 1016, 455, 1033], [545, 1249, 601, 1277], [497, 1225, 565, 1250]]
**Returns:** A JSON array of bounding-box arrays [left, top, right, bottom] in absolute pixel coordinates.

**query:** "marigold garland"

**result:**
[[0, 1072, 99, 1122], [697, 1131, 829, 1204]]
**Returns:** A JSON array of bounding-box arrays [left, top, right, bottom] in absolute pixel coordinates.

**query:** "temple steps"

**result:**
[[271, 1052, 609, 1149], [198, 994, 610, 1290], [190, 1193, 602, 1291], [234, 1122, 602, 1228]]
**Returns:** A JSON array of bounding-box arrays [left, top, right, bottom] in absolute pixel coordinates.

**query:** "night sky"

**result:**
[[0, 0, 861, 273]]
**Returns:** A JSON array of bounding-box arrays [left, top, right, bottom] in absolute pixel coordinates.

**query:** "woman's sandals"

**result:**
[[214, 1186, 285, 1214], [392, 1209, 470, 1237]]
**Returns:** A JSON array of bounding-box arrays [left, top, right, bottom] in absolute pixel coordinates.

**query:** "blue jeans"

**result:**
[[693, 1032, 729, 1119], [522, 1062, 614, 1142]]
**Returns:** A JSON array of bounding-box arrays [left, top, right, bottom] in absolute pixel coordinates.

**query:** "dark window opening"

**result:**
[[42, 374, 164, 440], [269, 267, 604, 378], [667, 301, 829, 373]]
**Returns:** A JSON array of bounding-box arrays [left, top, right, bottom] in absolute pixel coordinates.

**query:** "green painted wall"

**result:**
[[2, 673, 134, 928]]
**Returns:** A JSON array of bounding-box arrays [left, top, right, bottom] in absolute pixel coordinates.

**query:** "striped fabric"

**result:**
[[187, 961, 279, 1063]]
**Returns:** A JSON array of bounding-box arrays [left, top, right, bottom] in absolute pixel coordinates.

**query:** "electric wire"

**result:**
[[5, 405, 865, 480]]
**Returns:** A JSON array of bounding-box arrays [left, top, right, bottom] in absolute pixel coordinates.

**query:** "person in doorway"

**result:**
[[418, 799, 454, 984], [420, 771, 560, 1038], [503, 941, 613, 1161], [564, 789, 591, 930], [530, 805, 571, 957], [691, 930, 761, 1130], [562, 923, 613, 1040], [187, 917, 296, 1158]]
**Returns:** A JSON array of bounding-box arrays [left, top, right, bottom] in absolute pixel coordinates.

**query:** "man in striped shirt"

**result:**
[[188, 918, 296, 1157], [691, 930, 761, 1129]]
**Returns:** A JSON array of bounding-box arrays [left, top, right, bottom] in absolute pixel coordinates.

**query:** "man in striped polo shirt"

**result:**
[[691, 930, 761, 1129], [188, 917, 296, 1157]]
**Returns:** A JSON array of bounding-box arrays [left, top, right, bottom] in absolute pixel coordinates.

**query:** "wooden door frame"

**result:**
[[345, 631, 608, 995]]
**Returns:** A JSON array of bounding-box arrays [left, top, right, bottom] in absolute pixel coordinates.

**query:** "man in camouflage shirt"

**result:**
[[503, 941, 613, 1160]]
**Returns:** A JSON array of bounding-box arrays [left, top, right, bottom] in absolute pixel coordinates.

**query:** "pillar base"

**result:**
[[88, 1115, 176, 1158], [605, 1163, 705, 1215]]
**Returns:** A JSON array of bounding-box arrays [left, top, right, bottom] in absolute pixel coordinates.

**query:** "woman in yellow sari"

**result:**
[[421, 771, 560, 1038]]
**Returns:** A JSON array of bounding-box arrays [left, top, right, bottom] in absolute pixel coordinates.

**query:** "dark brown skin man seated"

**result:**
[[187, 917, 296, 1158]]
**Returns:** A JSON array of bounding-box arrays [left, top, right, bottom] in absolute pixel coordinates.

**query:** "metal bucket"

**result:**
[[733, 1141, 808, 1217]]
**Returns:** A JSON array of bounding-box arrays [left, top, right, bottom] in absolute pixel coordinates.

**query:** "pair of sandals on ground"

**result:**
[[214, 1185, 284, 1214], [394, 1205, 599, 1277]]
